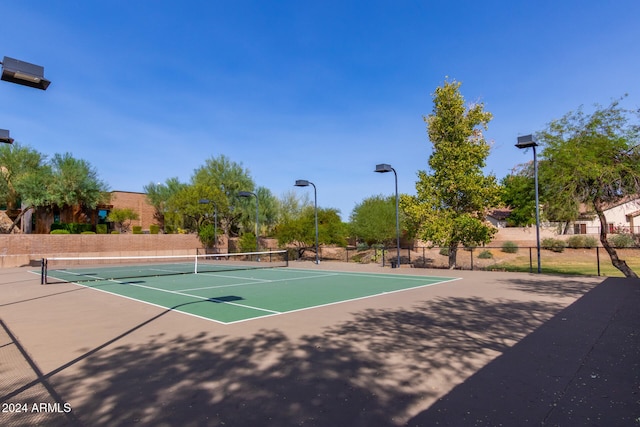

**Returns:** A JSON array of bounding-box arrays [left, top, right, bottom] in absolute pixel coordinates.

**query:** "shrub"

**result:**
[[198, 224, 216, 248], [96, 224, 108, 234], [50, 229, 71, 234], [542, 238, 566, 253], [478, 250, 493, 259], [566, 235, 598, 249], [239, 232, 257, 253], [81, 231, 96, 234], [50, 223, 93, 234], [132, 226, 143, 234], [608, 233, 635, 248], [439, 247, 449, 256], [501, 241, 518, 254], [356, 242, 369, 251], [149, 224, 160, 234]]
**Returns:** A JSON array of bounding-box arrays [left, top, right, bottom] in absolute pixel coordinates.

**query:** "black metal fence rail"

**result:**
[[279, 245, 640, 277]]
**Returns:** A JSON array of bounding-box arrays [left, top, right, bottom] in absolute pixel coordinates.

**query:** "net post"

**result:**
[[40, 258, 47, 285], [194, 253, 198, 274], [285, 249, 289, 267]]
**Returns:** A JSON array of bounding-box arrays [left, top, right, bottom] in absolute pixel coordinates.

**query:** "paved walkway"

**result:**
[[408, 276, 640, 426]]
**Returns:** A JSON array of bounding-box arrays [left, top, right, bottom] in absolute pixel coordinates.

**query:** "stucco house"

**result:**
[[568, 197, 640, 235]]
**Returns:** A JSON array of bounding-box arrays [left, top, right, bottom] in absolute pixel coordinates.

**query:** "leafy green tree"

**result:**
[[0, 142, 48, 210], [276, 206, 347, 258], [0, 143, 50, 232], [537, 97, 640, 278], [191, 155, 254, 236], [107, 208, 139, 233], [500, 166, 536, 227], [237, 186, 279, 238], [403, 79, 500, 268], [350, 195, 399, 245], [48, 153, 109, 211], [144, 177, 187, 232]]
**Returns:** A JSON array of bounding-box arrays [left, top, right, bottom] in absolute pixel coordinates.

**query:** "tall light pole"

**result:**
[[198, 199, 218, 253], [295, 179, 319, 264], [238, 191, 259, 253], [374, 164, 400, 268], [516, 134, 541, 274]]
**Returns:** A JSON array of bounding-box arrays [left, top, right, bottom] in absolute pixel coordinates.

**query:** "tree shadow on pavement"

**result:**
[[37, 294, 571, 426], [408, 277, 640, 426]]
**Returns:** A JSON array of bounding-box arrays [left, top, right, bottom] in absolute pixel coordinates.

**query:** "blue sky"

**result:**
[[2, 1, 639, 220]]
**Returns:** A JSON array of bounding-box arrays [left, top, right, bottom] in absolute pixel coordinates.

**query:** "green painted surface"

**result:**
[[46, 267, 456, 324]]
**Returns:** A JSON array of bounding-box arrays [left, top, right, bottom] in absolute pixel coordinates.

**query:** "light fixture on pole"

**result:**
[[0, 129, 14, 144], [295, 179, 319, 264], [198, 199, 218, 253], [516, 134, 541, 274], [1, 56, 51, 90], [374, 163, 401, 268], [1, 56, 50, 145], [238, 191, 259, 253]]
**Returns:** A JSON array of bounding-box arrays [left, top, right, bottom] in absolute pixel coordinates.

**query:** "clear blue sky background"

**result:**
[[2, 1, 639, 220]]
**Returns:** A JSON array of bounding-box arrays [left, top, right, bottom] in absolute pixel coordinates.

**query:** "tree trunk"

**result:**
[[7, 208, 27, 233], [594, 200, 638, 278], [448, 244, 458, 269]]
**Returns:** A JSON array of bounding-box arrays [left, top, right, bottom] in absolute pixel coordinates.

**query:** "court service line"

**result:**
[[89, 277, 283, 316], [224, 276, 463, 325], [177, 272, 342, 292]]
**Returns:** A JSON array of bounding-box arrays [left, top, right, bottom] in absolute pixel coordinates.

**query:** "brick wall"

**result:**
[[0, 234, 203, 268], [110, 191, 157, 230]]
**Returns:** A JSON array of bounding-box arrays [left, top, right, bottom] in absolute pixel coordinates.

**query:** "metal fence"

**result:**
[[285, 245, 640, 278]]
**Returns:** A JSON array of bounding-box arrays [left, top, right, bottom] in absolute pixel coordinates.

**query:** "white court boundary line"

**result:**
[[42, 267, 461, 325]]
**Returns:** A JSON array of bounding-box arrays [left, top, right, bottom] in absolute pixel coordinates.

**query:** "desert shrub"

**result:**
[[566, 235, 598, 248], [501, 241, 518, 253], [50, 229, 70, 234], [50, 222, 92, 234], [608, 233, 635, 248], [132, 226, 143, 234], [239, 232, 257, 253], [439, 247, 449, 256], [149, 224, 160, 234], [81, 231, 96, 234], [198, 224, 216, 248], [96, 224, 108, 234], [356, 242, 369, 251], [478, 250, 493, 259], [542, 237, 566, 253]]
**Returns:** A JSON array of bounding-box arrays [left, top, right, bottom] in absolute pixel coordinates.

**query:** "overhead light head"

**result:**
[[238, 191, 254, 198], [0, 129, 14, 144], [294, 179, 310, 187], [515, 134, 538, 149], [1, 56, 51, 90], [198, 199, 210, 204], [375, 163, 393, 173]]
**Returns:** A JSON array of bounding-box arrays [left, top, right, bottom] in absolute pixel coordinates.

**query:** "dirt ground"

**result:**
[[0, 263, 638, 426]]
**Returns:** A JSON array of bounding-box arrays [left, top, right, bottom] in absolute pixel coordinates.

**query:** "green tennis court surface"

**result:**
[[44, 267, 459, 324]]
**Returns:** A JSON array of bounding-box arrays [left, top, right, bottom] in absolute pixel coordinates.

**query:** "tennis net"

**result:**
[[41, 249, 289, 284]]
